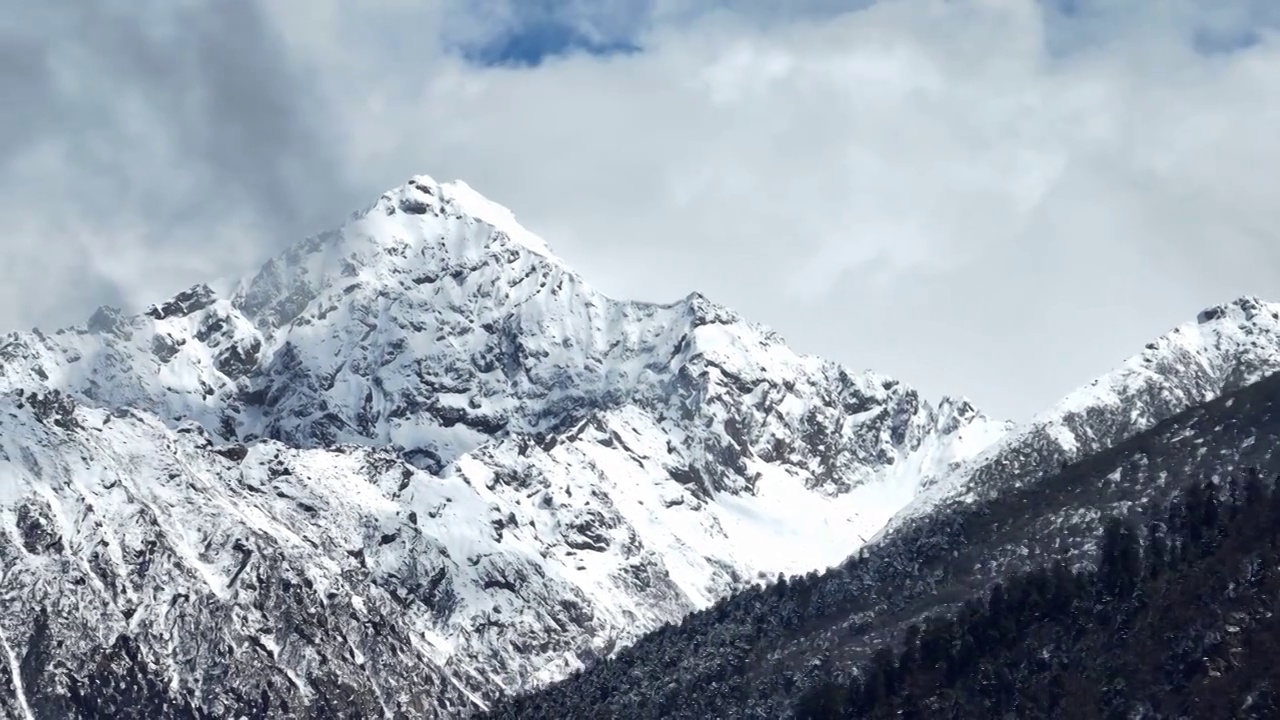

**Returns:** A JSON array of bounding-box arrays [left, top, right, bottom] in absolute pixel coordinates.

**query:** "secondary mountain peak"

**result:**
[[1195, 294, 1277, 325], [884, 293, 1280, 538]]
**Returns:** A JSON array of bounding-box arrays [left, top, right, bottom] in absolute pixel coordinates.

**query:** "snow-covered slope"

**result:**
[[0, 175, 1007, 718], [881, 295, 1280, 537]]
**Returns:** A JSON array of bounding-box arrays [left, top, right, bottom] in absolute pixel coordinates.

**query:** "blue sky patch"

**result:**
[[461, 19, 642, 67], [450, 0, 1279, 68], [450, 0, 652, 67]]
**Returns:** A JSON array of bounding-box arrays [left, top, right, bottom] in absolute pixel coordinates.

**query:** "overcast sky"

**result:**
[[2, 0, 1279, 421]]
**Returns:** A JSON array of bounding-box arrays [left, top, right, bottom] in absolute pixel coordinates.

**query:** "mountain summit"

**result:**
[[0, 176, 1005, 717]]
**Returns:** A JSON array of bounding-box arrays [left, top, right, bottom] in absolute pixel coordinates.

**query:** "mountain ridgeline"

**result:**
[[493, 367, 1280, 719], [1, 174, 1278, 718]]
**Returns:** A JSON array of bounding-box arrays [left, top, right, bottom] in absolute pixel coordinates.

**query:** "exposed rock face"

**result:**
[[0, 176, 1005, 718]]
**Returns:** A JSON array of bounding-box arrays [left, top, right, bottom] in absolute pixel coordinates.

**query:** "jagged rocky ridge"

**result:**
[[494, 319, 1280, 720], [0, 176, 1005, 718]]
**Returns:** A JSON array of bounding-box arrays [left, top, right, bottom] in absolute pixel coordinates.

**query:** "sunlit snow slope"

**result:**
[[881, 295, 1280, 538], [0, 175, 1007, 718]]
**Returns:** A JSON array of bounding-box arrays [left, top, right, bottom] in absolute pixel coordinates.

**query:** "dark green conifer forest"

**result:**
[[793, 472, 1280, 719]]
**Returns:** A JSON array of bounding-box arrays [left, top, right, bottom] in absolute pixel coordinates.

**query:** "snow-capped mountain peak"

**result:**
[[1194, 294, 1275, 325], [232, 175, 564, 335], [0, 174, 1009, 718], [419, 176, 558, 259]]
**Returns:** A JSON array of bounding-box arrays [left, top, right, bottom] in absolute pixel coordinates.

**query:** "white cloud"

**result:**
[[4, 0, 1280, 420]]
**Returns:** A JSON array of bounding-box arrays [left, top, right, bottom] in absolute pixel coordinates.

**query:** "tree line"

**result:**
[[796, 469, 1280, 718]]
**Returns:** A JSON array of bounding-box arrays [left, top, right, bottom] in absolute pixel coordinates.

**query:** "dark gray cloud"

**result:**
[[0, 0, 354, 327], [69, 0, 346, 234], [0, 28, 54, 163]]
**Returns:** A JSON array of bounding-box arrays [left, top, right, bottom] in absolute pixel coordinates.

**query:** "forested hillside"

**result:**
[[794, 473, 1280, 718]]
